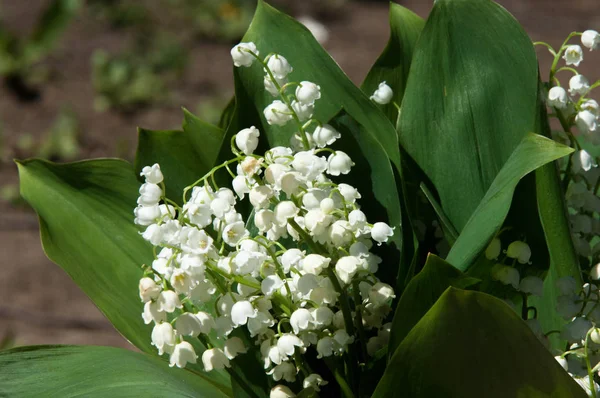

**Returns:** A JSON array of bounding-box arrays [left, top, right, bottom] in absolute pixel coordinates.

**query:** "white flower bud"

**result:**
[[151, 322, 176, 355], [485, 237, 502, 260], [202, 348, 230, 372], [270, 385, 296, 398], [224, 336, 247, 359], [371, 222, 394, 244], [591, 328, 600, 344], [370, 81, 394, 104], [562, 45, 583, 66], [169, 341, 197, 368], [582, 30, 600, 50], [290, 308, 313, 334], [266, 54, 293, 79], [235, 126, 260, 155], [327, 151, 354, 176], [569, 74, 590, 96], [519, 276, 544, 297], [291, 100, 314, 122], [274, 201, 298, 226], [138, 183, 162, 206], [157, 290, 183, 313], [312, 124, 340, 148], [506, 240, 531, 264], [264, 100, 293, 126], [134, 204, 161, 226], [547, 86, 568, 109], [139, 277, 161, 302], [303, 373, 328, 392], [140, 163, 163, 184], [231, 300, 257, 326], [337, 183, 361, 203], [295, 81, 321, 105], [575, 110, 598, 134], [231, 42, 258, 67]]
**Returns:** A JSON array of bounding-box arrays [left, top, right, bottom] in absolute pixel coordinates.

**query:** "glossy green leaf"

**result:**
[[0, 345, 231, 397], [397, 0, 538, 233], [17, 159, 230, 387], [374, 288, 586, 398], [446, 133, 573, 271], [388, 254, 479, 355], [529, 84, 583, 350], [361, 3, 424, 124], [134, 109, 224, 202]]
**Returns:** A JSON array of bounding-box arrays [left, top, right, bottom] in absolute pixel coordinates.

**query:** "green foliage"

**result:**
[[0, 345, 232, 397]]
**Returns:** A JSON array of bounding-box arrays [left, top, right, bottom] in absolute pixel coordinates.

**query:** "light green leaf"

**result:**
[[0, 345, 232, 397], [397, 0, 539, 233], [447, 133, 573, 271], [134, 109, 224, 202], [361, 3, 424, 124], [17, 158, 230, 387], [374, 288, 586, 398]]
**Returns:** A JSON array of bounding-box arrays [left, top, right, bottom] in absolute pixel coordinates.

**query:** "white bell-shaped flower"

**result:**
[[277, 333, 304, 357], [562, 45, 584, 66], [582, 30, 600, 50], [280, 249, 305, 273], [370, 81, 393, 104], [291, 151, 328, 181], [312, 124, 340, 148], [169, 341, 197, 368], [280, 171, 303, 197], [274, 201, 299, 226], [224, 336, 248, 359], [485, 237, 502, 260], [303, 373, 328, 392], [140, 163, 163, 184], [371, 222, 394, 244], [316, 336, 336, 358], [231, 300, 258, 326], [311, 306, 334, 328], [139, 277, 161, 302], [569, 74, 590, 96], [189, 279, 216, 303], [202, 348, 230, 371], [291, 100, 314, 122], [176, 312, 214, 336], [581, 99, 599, 116], [138, 183, 162, 206], [369, 282, 396, 307], [335, 256, 362, 284], [264, 74, 286, 97], [223, 221, 248, 247], [301, 254, 331, 276], [290, 308, 313, 334], [249, 185, 274, 209], [560, 316, 593, 342], [327, 151, 354, 176], [554, 356, 569, 371], [519, 276, 544, 297], [333, 329, 354, 354], [572, 150, 597, 174], [491, 264, 520, 289], [268, 362, 297, 382], [134, 204, 161, 226], [266, 54, 293, 80], [151, 322, 176, 355], [235, 126, 260, 155], [296, 81, 321, 104], [232, 175, 250, 199], [506, 240, 531, 264], [590, 263, 600, 280], [142, 301, 166, 324], [142, 223, 163, 246], [255, 209, 275, 232], [170, 269, 194, 295], [264, 100, 293, 126], [157, 290, 183, 313], [261, 274, 284, 297], [270, 385, 296, 398], [329, 220, 353, 247], [575, 110, 598, 134], [231, 42, 258, 67], [547, 86, 568, 109]]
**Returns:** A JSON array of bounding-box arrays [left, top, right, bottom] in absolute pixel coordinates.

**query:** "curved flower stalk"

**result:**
[[133, 42, 396, 396]]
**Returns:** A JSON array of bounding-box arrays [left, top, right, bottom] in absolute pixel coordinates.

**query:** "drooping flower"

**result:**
[[231, 42, 258, 67], [582, 30, 600, 50], [236, 126, 260, 155], [202, 348, 230, 371], [295, 81, 321, 104], [169, 341, 197, 368], [562, 45, 584, 66], [370, 81, 393, 104], [547, 86, 569, 109]]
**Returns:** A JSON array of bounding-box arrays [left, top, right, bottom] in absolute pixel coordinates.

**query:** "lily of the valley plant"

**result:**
[[4, 1, 600, 397]]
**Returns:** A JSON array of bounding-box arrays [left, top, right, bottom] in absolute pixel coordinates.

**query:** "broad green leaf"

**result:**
[[446, 133, 573, 271], [374, 288, 586, 398], [529, 83, 583, 350], [0, 345, 231, 397], [134, 109, 224, 202], [236, 0, 401, 171], [397, 0, 538, 233], [361, 3, 424, 124], [17, 159, 230, 387], [388, 254, 479, 355]]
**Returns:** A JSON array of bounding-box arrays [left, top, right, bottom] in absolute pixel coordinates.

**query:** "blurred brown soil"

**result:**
[[0, 0, 599, 350]]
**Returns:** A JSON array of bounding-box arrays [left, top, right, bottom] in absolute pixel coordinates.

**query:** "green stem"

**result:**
[[325, 358, 356, 398]]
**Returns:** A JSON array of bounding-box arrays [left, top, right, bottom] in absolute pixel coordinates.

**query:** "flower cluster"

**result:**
[[134, 42, 396, 396]]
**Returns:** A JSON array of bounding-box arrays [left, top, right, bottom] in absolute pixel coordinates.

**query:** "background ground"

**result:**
[[0, 0, 598, 349]]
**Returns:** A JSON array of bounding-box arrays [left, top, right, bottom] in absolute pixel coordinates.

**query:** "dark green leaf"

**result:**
[[0, 345, 232, 397], [446, 133, 573, 271], [361, 3, 424, 124], [374, 288, 586, 398], [397, 0, 539, 233], [388, 254, 478, 355]]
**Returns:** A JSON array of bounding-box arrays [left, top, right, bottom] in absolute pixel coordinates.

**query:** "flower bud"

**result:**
[[547, 86, 568, 109], [266, 54, 293, 80], [370, 81, 393, 104], [140, 163, 163, 184], [485, 237, 502, 260], [575, 110, 598, 134], [291, 100, 314, 122], [264, 100, 293, 126], [134, 204, 161, 226], [139, 277, 161, 302], [274, 201, 299, 226], [569, 74, 590, 96], [562, 45, 583, 66], [581, 99, 599, 116], [235, 126, 260, 155], [371, 222, 394, 244], [327, 151, 354, 176], [231, 42, 258, 67], [295, 81, 321, 104], [506, 241, 531, 264], [582, 30, 600, 50]]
